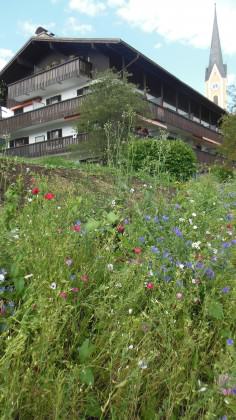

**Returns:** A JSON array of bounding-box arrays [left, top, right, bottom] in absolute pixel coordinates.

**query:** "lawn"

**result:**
[[0, 157, 235, 419]]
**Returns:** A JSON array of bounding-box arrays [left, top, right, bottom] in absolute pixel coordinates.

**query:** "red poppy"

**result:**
[[73, 224, 81, 232], [59, 291, 67, 299], [32, 187, 39, 195], [146, 282, 154, 289], [117, 224, 125, 234], [133, 247, 142, 255], [44, 193, 55, 200], [81, 274, 89, 282], [227, 224, 233, 230]]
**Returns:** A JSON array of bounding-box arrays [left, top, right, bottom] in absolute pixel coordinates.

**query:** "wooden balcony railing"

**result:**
[[0, 96, 84, 135], [4, 134, 89, 158], [7, 57, 92, 101], [149, 102, 222, 144]]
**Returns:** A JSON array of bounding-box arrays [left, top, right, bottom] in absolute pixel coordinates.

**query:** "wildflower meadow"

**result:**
[[0, 158, 235, 419]]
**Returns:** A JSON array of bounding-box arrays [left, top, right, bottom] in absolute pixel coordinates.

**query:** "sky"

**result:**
[[0, 0, 236, 96]]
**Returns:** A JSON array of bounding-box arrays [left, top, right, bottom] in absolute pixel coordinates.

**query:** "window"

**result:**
[[46, 95, 61, 106], [163, 84, 176, 111], [47, 129, 62, 140], [178, 93, 189, 118], [9, 137, 29, 148], [14, 108, 23, 116], [35, 135, 45, 143], [213, 95, 218, 105], [77, 87, 89, 97]]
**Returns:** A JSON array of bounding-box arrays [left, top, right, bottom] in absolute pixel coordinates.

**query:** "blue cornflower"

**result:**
[[204, 268, 215, 279], [139, 236, 145, 244], [164, 275, 171, 283], [196, 262, 204, 269], [124, 218, 130, 225], [173, 227, 183, 237], [0, 287, 5, 293], [174, 204, 181, 209], [75, 219, 81, 225], [151, 246, 159, 254], [222, 242, 231, 249], [163, 251, 170, 258], [226, 213, 234, 221], [231, 239, 236, 245], [226, 338, 234, 346], [153, 216, 159, 223], [185, 262, 193, 269], [162, 215, 169, 222], [145, 215, 151, 221], [222, 286, 230, 294]]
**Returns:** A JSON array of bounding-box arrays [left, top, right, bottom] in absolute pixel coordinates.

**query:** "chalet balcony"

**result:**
[[4, 134, 92, 158], [0, 96, 83, 135], [7, 57, 92, 105], [149, 102, 222, 145]]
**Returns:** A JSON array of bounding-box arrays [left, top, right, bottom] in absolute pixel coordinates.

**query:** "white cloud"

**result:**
[[0, 48, 14, 71], [18, 20, 56, 37], [64, 17, 93, 34], [69, 0, 106, 16], [110, 0, 236, 55], [154, 42, 162, 49], [228, 73, 236, 85]]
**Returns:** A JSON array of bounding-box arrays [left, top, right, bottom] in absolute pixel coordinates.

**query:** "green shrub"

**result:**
[[126, 138, 197, 181], [211, 164, 234, 182]]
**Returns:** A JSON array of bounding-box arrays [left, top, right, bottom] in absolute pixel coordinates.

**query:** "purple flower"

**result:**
[[145, 215, 151, 221], [151, 246, 159, 254], [162, 215, 169, 222], [75, 219, 81, 225], [174, 204, 181, 210], [204, 268, 215, 279], [226, 338, 234, 346], [222, 242, 231, 249], [226, 213, 234, 221], [173, 227, 183, 237], [222, 286, 230, 294], [231, 239, 236, 245], [164, 275, 171, 283], [124, 218, 130, 225], [163, 251, 170, 258], [153, 216, 159, 223]]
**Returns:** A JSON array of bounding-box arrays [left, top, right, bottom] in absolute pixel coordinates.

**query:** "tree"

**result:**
[[76, 69, 150, 139], [220, 113, 236, 162]]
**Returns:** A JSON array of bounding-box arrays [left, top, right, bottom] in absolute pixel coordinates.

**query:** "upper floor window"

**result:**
[[47, 129, 62, 140], [213, 95, 219, 105], [46, 95, 61, 106]]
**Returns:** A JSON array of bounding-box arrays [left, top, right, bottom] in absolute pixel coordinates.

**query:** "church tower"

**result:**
[[205, 4, 227, 109]]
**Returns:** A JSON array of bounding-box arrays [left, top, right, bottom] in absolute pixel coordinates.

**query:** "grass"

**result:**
[[0, 157, 236, 419]]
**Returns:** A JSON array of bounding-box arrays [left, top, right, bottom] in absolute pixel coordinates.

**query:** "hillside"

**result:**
[[0, 157, 235, 419]]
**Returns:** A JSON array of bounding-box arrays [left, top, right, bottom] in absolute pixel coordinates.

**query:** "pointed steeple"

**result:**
[[205, 4, 227, 81]]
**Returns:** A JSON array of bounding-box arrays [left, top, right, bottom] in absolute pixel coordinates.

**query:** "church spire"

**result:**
[[205, 4, 227, 81]]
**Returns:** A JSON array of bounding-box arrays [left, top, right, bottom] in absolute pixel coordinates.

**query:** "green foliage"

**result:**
[[126, 138, 197, 181], [211, 164, 234, 182], [76, 69, 149, 138], [220, 113, 236, 161]]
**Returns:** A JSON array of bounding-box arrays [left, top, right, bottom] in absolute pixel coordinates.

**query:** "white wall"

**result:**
[[14, 122, 77, 145]]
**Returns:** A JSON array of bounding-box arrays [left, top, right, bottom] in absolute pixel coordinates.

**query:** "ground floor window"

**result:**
[[9, 137, 29, 148], [47, 129, 62, 140]]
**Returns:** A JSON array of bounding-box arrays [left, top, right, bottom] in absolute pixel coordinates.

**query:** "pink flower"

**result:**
[[65, 258, 73, 267], [117, 224, 125, 234], [133, 247, 142, 255], [146, 282, 154, 289], [81, 274, 89, 282], [73, 224, 81, 232], [59, 291, 67, 299], [71, 287, 79, 293], [44, 193, 55, 200]]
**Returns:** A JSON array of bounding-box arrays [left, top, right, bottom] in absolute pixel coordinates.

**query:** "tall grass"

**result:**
[[0, 163, 235, 419]]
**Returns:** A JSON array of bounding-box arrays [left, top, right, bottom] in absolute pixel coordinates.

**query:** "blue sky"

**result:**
[[0, 0, 236, 96]]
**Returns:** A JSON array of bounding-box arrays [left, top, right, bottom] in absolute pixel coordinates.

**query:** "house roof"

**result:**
[[0, 35, 225, 114], [205, 5, 227, 81]]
